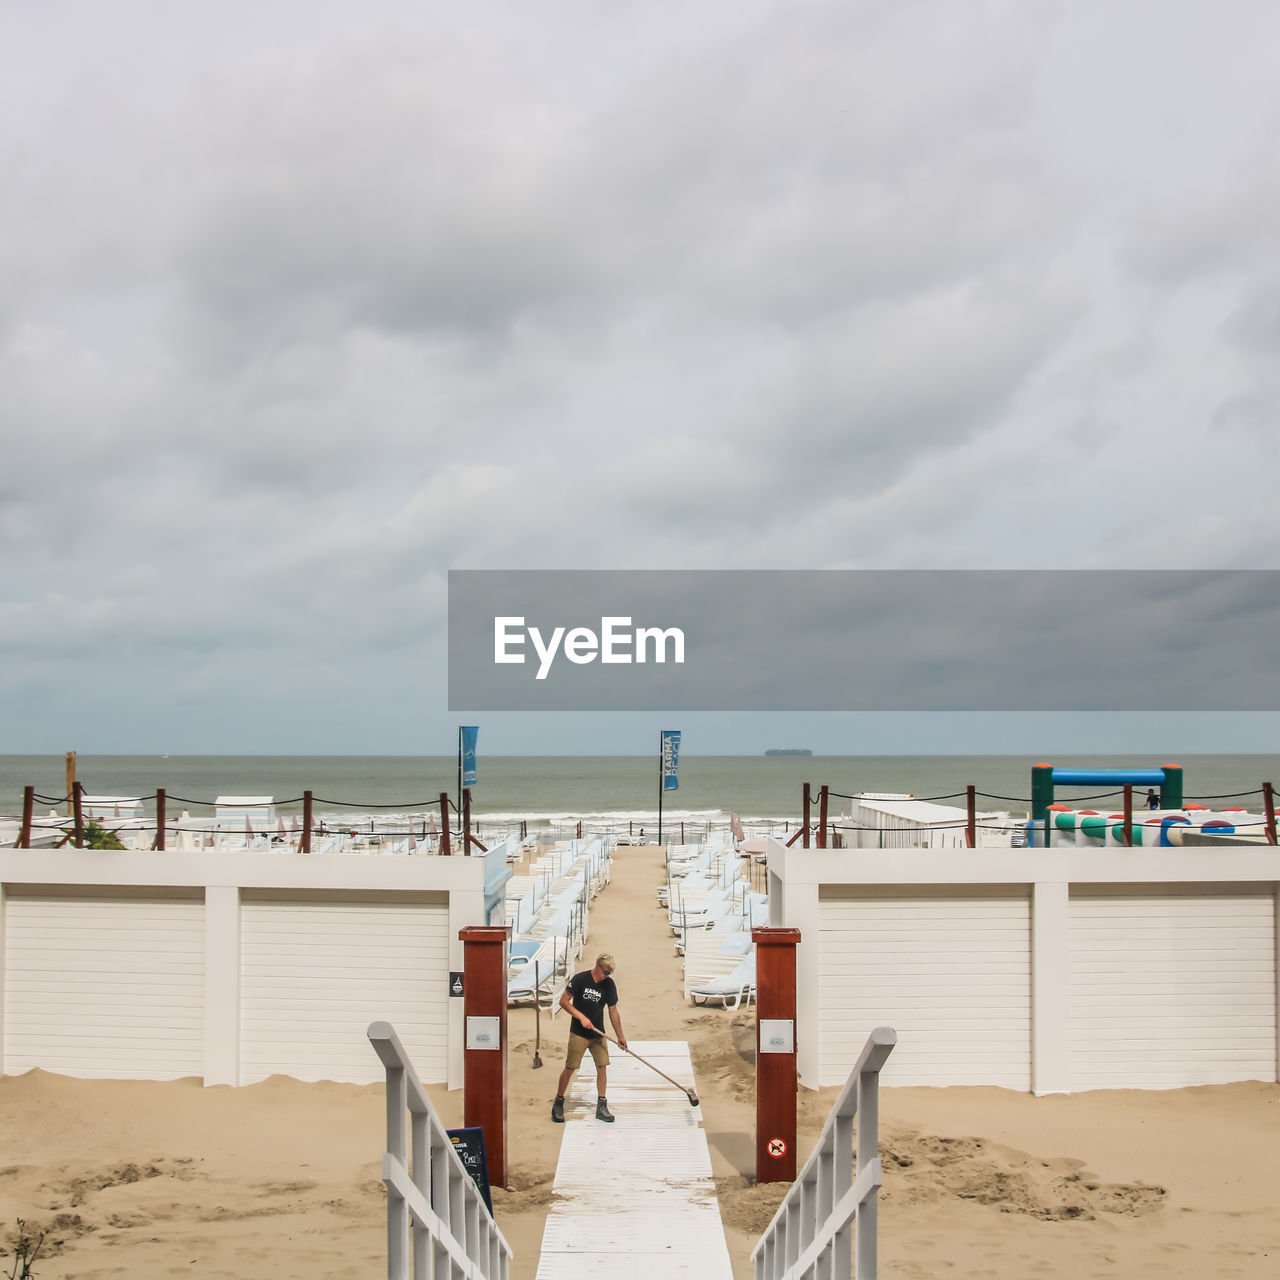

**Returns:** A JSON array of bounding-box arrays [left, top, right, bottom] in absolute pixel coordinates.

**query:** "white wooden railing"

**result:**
[[751, 1027, 897, 1280], [368, 1021, 512, 1280]]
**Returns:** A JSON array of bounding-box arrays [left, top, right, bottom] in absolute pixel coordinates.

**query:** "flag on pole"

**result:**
[[661, 730, 681, 792], [460, 726, 479, 787]]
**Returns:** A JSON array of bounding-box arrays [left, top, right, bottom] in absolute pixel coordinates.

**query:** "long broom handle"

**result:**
[[594, 1029, 694, 1097]]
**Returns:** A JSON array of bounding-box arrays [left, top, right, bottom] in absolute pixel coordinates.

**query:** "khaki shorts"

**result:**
[[564, 1032, 610, 1071]]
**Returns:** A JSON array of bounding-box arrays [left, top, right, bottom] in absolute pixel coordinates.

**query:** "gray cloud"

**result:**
[[4, 2, 1280, 752]]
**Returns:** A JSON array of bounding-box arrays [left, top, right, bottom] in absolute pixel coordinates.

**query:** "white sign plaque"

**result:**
[[466, 1016, 501, 1050], [760, 1019, 794, 1054]]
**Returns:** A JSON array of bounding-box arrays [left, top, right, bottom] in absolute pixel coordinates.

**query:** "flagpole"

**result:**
[[456, 726, 462, 829], [657, 729, 664, 846]]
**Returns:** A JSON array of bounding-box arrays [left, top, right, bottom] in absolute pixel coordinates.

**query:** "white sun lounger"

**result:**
[[689, 951, 756, 1011]]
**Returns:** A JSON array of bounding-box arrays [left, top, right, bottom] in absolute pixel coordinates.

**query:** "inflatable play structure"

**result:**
[[1026, 762, 1267, 847]]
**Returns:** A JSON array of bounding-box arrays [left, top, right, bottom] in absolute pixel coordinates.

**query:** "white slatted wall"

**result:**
[[3, 895, 204, 1079], [1069, 887, 1277, 1089], [818, 886, 1032, 1088], [239, 900, 449, 1084]]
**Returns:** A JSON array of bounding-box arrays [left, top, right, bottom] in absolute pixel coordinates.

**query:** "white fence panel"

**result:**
[[3, 895, 204, 1079], [241, 901, 449, 1084], [1069, 886, 1277, 1089], [818, 887, 1031, 1088]]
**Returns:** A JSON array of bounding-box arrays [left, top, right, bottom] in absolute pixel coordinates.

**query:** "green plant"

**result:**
[[2, 1219, 45, 1280], [83, 820, 125, 850]]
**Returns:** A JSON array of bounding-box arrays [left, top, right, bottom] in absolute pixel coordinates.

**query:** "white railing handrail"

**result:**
[[368, 1021, 512, 1280], [750, 1026, 896, 1280]]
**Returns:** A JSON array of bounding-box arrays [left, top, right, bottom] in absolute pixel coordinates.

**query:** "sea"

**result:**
[[4, 753, 1278, 841]]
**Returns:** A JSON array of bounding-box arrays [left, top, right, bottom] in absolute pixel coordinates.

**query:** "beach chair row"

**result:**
[[504, 838, 613, 1009]]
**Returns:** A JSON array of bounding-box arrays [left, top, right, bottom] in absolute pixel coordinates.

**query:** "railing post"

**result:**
[[831, 1105, 853, 1279], [463, 786, 473, 852], [1123, 784, 1133, 847], [154, 788, 166, 851], [753, 926, 801, 1183], [818, 786, 828, 849], [802, 783, 811, 849], [966, 784, 976, 849], [439, 792, 452, 856], [18, 786, 34, 848], [301, 790, 313, 853], [856, 1056, 881, 1279], [386, 1061, 409, 1278], [460, 924, 509, 1187], [1263, 782, 1277, 845]]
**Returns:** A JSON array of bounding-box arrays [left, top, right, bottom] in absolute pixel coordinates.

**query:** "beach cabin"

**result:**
[[214, 795, 276, 844], [0, 845, 486, 1089], [765, 836, 1280, 1094]]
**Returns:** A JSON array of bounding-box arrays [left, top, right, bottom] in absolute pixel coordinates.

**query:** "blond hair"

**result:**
[[595, 953, 616, 971]]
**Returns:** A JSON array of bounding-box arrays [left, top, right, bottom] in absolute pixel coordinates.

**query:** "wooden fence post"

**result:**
[[439, 792, 452, 856], [18, 786, 34, 848], [73, 781, 85, 848], [966, 784, 976, 849], [154, 788, 166, 851]]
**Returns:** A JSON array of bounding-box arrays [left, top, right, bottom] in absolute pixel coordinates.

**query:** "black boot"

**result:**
[[596, 1097, 615, 1123], [551, 1096, 565, 1123]]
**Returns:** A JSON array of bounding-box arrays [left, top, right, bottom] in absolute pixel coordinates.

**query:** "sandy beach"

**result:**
[[3, 843, 1278, 1278]]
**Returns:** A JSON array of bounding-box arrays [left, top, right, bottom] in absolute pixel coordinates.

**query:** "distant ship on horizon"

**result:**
[[764, 748, 812, 756]]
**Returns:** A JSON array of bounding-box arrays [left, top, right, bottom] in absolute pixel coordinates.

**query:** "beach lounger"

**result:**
[[682, 930, 753, 996], [508, 938, 542, 974], [689, 951, 756, 1010]]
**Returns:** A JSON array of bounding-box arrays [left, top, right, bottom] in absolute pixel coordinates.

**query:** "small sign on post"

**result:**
[[446, 1126, 492, 1212], [449, 972, 464, 997]]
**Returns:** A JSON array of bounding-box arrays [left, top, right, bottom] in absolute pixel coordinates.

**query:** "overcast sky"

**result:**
[[4, 1, 1280, 756]]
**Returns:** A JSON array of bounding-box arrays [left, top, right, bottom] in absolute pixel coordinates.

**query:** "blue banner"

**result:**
[[460, 725, 479, 787], [661, 729, 681, 792]]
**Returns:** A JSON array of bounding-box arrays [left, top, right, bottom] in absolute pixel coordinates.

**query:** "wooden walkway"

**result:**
[[534, 1040, 734, 1280]]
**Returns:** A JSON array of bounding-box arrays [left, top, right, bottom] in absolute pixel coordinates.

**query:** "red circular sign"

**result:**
[[767, 1137, 787, 1158]]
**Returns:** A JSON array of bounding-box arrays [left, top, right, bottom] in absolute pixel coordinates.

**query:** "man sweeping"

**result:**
[[551, 952, 627, 1123]]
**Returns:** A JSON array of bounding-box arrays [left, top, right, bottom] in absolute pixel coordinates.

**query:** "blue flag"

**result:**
[[661, 730, 681, 792], [460, 726, 479, 787]]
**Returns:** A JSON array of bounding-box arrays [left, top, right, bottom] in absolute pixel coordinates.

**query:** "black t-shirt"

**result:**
[[566, 969, 619, 1039]]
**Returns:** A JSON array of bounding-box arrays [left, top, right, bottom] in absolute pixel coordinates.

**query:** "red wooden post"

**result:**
[[966, 784, 976, 849], [18, 786, 34, 848], [460, 925, 509, 1187], [1122, 785, 1133, 848], [154, 788, 166, 851], [802, 783, 811, 849], [463, 787, 473, 852], [439, 793, 452, 856], [301, 791, 313, 853], [72, 781, 85, 848], [753, 926, 801, 1183], [818, 786, 829, 849], [1263, 782, 1277, 845]]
